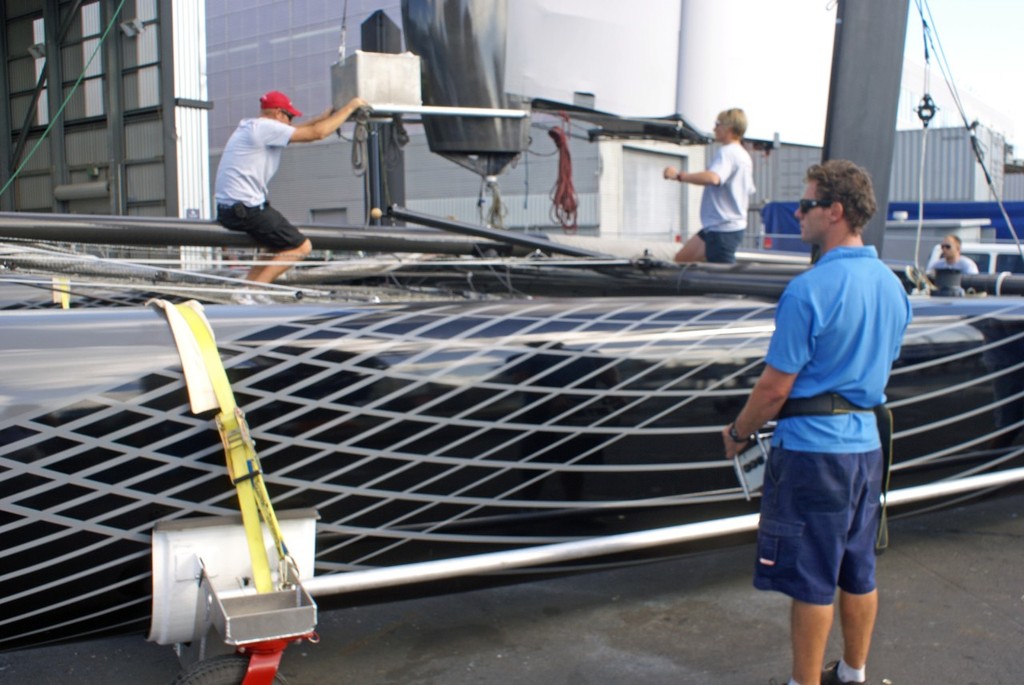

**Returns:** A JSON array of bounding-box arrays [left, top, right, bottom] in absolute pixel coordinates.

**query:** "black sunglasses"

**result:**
[[798, 198, 833, 213], [280, 109, 295, 122], [940, 243, 953, 249]]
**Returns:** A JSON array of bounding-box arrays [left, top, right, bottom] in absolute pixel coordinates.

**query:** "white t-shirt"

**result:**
[[700, 142, 755, 233], [214, 118, 294, 207], [927, 255, 979, 274]]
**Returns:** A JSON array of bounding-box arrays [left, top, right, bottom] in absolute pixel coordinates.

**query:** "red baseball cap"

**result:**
[[259, 90, 302, 118]]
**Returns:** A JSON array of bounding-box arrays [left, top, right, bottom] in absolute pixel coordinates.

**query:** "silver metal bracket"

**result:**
[[148, 509, 318, 646]]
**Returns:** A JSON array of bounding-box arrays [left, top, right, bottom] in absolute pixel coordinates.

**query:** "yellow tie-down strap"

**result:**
[[150, 299, 289, 594], [52, 277, 71, 309]]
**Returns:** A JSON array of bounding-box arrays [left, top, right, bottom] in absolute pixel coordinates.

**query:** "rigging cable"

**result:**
[[914, 0, 1023, 264], [338, 0, 349, 62], [911, 8, 937, 276], [912, 93, 935, 281], [3, 240, 328, 297], [351, 109, 369, 179], [549, 114, 579, 233]]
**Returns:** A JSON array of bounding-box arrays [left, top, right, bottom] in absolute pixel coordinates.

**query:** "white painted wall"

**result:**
[[597, 139, 705, 242]]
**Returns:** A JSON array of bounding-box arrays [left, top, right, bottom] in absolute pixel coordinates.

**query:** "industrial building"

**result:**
[[2, 0, 1019, 247]]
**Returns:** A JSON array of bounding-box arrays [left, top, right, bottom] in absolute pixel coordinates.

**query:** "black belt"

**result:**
[[777, 392, 894, 552], [217, 201, 266, 212], [778, 393, 872, 418]]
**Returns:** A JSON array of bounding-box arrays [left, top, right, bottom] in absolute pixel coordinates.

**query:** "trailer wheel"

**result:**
[[171, 654, 288, 685]]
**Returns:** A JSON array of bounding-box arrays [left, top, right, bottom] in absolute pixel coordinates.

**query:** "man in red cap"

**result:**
[[214, 90, 366, 298]]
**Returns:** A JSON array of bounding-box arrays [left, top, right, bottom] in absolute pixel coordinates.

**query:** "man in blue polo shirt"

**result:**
[[723, 160, 912, 685]]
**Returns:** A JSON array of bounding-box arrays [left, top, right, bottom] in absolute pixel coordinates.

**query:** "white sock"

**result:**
[[788, 679, 801, 685], [838, 658, 866, 683]]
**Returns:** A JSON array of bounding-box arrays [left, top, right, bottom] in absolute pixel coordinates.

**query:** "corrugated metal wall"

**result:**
[[1004, 173, 1024, 201], [126, 162, 164, 204], [6, 5, 54, 211], [125, 117, 165, 214], [228, 121, 1015, 247], [121, 0, 164, 215], [747, 141, 822, 243], [2, 0, 198, 216], [13, 134, 52, 210], [125, 118, 163, 158], [15, 174, 52, 211], [64, 127, 106, 167], [889, 125, 1004, 201]]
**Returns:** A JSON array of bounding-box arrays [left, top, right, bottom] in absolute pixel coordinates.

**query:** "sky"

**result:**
[[903, 0, 1024, 152]]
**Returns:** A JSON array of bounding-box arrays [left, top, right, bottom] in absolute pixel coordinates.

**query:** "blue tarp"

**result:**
[[762, 201, 1024, 248]]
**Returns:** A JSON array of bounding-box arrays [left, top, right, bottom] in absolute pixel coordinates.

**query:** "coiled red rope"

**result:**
[[548, 117, 579, 233]]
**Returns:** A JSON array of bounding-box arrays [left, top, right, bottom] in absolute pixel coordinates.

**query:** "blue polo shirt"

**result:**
[[766, 246, 912, 452]]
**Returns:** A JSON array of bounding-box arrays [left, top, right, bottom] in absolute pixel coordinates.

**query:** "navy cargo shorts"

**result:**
[[753, 445, 883, 605]]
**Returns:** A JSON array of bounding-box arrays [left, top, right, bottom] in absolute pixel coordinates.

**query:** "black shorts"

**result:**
[[216, 202, 307, 251], [696, 228, 744, 264]]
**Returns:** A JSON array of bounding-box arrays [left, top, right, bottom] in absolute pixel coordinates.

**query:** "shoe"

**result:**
[[230, 292, 275, 305], [821, 660, 865, 685], [231, 292, 256, 305]]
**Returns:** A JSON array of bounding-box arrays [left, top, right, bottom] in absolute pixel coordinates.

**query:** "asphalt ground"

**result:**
[[2, 485, 1022, 685]]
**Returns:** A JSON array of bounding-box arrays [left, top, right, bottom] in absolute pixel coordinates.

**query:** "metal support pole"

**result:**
[[389, 205, 611, 258], [159, 0, 180, 217], [43, 0, 68, 213], [102, 0, 126, 215], [301, 465, 1024, 600], [822, 0, 910, 253], [0, 12, 12, 211], [367, 122, 383, 225]]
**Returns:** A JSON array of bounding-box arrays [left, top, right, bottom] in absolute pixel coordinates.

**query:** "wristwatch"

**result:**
[[728, 422, 751, 443]]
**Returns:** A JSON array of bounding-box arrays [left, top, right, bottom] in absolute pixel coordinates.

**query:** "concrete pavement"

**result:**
[[2, 486, 1022, 684]]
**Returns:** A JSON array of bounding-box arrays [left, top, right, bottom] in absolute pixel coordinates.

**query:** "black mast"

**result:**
[[822, 0, 910, 254]]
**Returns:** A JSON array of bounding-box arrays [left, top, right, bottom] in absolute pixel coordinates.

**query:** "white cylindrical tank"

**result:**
[[505, 0, 682, 116], [676, 0, 837, 145]]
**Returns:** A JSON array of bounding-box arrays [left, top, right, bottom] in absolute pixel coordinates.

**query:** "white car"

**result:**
[[926, 242, 1024, 275]]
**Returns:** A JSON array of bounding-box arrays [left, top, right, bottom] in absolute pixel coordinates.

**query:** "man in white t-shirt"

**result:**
[[926, 234, 979, 275], [663, 108, 756, 264], [214, 90, 366, 289]]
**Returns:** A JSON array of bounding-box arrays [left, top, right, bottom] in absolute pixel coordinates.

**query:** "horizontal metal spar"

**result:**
[[0, 211, 510, 255], [302, 514, 760, 597], [959, 272, 1024, 296], [367, 104, 530, 118], [301, 465, 1024, 599], [371, 261, 806, 298], [389, 205, 612, 259]]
